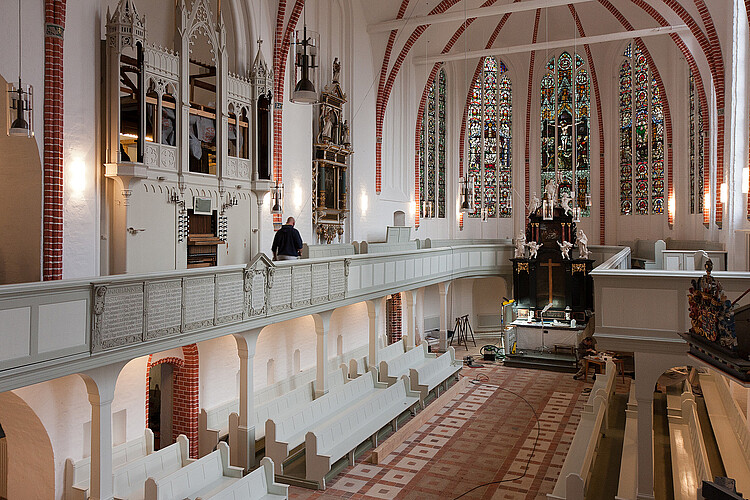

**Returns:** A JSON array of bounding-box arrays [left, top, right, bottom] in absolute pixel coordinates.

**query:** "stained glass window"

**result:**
[[419, 68, 447, 218], [540, 52, 590, 216], [619, 42, 666, 215], [466, 56, 511, 218], [689, 69, 704, 214]]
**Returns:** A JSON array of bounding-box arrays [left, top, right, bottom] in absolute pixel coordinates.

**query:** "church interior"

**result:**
[[1, 0, 750, 499]]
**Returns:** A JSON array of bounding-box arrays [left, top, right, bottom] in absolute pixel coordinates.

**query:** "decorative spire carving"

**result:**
[[250, 39, 273, 99], [106, 0, 146, 49]]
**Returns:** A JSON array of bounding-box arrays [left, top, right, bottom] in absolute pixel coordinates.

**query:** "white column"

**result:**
[[404, 290, 417, 349], [314, 310, 333, 397], [234, 328, 261, 471], [415, 288, 425, 344], [439, 282, 451, 349], [367, 297, 385, 369], [80, 363, 126, 500]]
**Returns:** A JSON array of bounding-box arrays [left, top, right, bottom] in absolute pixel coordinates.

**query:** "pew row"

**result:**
[[409, 347, 461, 407], [305, 375, 421, 488], [65, 429, 155, 500], [615, 385, 637, 500], [196, 457, 288, 500], [699, 370, 750, 497], [200, 400, 239, 457], [265, 368, 385, 474], [667, 382, 712, 500], [379, 341, 431, 385], [113, 434, 190, 500], [144, 441, 243, 500], [548, 359, 616, 500]]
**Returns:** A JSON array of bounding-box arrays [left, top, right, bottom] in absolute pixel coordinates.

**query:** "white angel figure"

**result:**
[[560, 192, 574, 216], [529, 193, 541, 214], [558, 240, 573, 260], [514, 231, 527, 258], [525, 241, 543, 260]]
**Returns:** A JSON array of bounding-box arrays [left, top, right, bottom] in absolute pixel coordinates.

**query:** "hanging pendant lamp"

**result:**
[[290, 4, 319, 104], [7, 0, 33, 137]]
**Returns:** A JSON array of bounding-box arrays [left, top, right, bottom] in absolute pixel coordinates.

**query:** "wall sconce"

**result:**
[[7, 1, 33, 137], [422, 200, 434, 218], [221, 193, 238, 213], [572, 207, 581, 223], [177, 209, 188, 242], [459, 176, 473, 213], [270, 182, 284, 215], [290, 23, 319, 104]]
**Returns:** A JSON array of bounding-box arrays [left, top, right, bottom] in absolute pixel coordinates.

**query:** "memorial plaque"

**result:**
[[146, 280, 182, 339], [312, 263, 329, 304], [99, 284, 144, 349], [269, 268, 292, 313], [184, 277, 215, 331], [216, 273, 244, 324], [329, 261, 346, 300], [250, 271, 266, 315], [292, 265, 312, 308]]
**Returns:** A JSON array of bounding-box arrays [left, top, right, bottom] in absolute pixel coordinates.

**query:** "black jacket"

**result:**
[[272, 225, 303, 256]]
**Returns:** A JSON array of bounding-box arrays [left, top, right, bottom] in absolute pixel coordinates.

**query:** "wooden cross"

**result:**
[[539, 258, 561, 304]]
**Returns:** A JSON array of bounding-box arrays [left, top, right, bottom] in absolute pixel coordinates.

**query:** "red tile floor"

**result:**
[[288, 360, 629, 499]]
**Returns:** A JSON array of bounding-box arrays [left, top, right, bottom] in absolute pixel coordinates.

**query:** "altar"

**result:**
[[510, 319, 584, 351]]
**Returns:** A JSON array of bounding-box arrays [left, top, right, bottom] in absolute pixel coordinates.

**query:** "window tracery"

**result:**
[[419, 67, 447, 218]]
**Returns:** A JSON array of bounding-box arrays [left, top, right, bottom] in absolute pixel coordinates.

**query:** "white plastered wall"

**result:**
[[254, 315, 317, 389], [198, 335, 240, 409], [328, 302, 370, 359]]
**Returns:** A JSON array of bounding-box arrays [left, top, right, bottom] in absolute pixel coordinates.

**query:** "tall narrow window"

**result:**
[[689, 69, 704, 214], [619, 42, 665, 215], [540, 52, 590, 215], [419, 67, 447, 218], [466, 57, 512, 218]]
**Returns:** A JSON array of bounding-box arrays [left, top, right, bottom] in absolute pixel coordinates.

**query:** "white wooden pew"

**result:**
[[265, 369, 383, 474], [699, 371, 750, 497], [668, 382, 712, 500], [113, 434, 190, 500], [305, 375, 421, 488], [144, 442, 243, 500], [200, 400, 239, 457], [195, 457, 288, 500], [65, 429, 155, 500], [615, 384, 637, 500], [409, 347, 461, 407], [348, 339, 405, 379], [379, 341, 431, 385], [548, 359, 615, 500]]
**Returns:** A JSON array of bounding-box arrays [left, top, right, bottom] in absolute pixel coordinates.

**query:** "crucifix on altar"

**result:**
[[538, 258, 562, 305]]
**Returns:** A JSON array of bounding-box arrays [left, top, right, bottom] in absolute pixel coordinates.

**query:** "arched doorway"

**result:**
[[0, 392, 54, 499]]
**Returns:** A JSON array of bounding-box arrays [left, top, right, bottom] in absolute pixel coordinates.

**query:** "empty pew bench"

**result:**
[[145, 442, 243, 500], [113, 434, 191, 500], [195, 457, 288, 500], [379, 341, 431, 385], [409, 346, 462, 407], [200, 399, 239, 457], [305, 375, 421, 488]]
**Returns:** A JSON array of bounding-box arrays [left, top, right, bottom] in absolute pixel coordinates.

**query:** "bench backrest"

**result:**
[[198, 456, 273, 500], [414, 349, 453, 381], [204, 399, 239, 435], [255, 382, 314, 430], [379, 339, 405, 365], [315, 378, 407, 454], [382, 342, 427, 378], [271, 371, 376, 442], [146, 442, 229, 500], [114, 435, 189, 498]]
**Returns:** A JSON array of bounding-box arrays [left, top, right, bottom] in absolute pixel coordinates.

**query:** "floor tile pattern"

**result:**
[[288, 363, 596, 499]]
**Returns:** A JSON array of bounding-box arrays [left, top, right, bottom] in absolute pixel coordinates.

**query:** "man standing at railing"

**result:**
[[272, 217, 303, 261]]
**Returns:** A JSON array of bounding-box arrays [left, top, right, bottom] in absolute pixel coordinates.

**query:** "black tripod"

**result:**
[[450, 314, 476, 350]]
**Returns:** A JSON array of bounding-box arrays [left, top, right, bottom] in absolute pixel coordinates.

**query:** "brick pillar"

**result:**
[[43, 0, 66, 280], [386, 293, 403, 345], [173, 344, 200, 458]]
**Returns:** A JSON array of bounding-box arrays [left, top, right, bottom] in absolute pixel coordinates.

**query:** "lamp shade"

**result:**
[[7, 81, 33, 137], [290, 28, 319, 104]]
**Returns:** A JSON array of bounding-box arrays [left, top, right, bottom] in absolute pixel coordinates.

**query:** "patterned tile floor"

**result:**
[[287, 359, 626, 500]]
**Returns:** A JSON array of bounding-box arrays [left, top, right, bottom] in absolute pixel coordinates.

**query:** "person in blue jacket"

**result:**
[[272, 217, 303, 260]]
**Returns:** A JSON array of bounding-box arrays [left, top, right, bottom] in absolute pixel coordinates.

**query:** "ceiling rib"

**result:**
[[368, 0, 595, 34], [414, 24, 689, 65]]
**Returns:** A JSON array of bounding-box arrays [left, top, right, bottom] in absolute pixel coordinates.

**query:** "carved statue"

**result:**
[[514, 231, 527, 258], [558, 240, 573, 260], [529, 192, 541, 215], [560, 191, 574, 216], [341, 120, 350, 145], [525, 241, 543, 260], [332, 57, 341, 83], [576, 228, 590, 260], [544, 176, 558, 205], [319, 109, 334, 142]]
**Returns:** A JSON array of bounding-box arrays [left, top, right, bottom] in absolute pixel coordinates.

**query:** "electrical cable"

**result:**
[[450, 376, 542, 500]]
